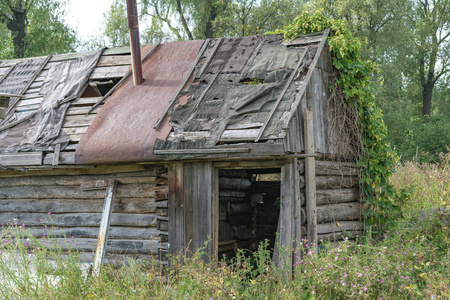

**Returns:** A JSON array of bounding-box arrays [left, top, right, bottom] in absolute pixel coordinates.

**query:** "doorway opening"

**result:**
[[218, 168, 281, 259]]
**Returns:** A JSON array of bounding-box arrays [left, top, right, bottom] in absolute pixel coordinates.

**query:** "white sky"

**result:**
[[66, 0, 113, 42]]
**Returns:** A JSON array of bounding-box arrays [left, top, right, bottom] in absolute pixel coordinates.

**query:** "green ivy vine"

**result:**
[[276, 11, 401, 232]]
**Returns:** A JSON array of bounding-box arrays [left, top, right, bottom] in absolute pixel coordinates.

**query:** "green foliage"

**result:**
[[0, 0, 77, 59], [391, 153, 450, 211], [281, 11, 399, 231], [24, 0, 77, 57], [213, 0, 305, 37]]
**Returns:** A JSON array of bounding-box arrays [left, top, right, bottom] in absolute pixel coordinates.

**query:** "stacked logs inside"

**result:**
[[218, 170, 253, 252]]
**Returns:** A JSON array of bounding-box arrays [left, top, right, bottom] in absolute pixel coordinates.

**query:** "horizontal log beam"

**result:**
[[0, 199, 167, 213], [0, 184, 167, 199], [0, 212, 158, 227]]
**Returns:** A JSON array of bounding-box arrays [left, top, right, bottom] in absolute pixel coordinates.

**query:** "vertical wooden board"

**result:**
[[183, 163, 194, 252], [183, 162, 213, 259], [292, 158, 302, 265], [168, 163, 185, 257], [304, 108, 317, 246], [278, 163, 293, 275], [212, 168, 219, 261]]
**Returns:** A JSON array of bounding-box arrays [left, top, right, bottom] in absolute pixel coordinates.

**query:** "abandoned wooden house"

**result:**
[[0, 29, 363, 267]]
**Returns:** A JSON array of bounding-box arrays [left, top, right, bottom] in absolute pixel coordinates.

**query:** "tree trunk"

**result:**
[[6, 9, 27, 58], [204, 0, 217, 39], [175, 0, 194, 40], [422, 79, 433, 118]]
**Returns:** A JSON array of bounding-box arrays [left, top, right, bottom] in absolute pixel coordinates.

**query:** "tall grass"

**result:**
[[0, 157, 449, 299], [391, 152, 450, 211]]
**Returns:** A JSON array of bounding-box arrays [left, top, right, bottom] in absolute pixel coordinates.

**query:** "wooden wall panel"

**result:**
[[0, 165, 168, 263]]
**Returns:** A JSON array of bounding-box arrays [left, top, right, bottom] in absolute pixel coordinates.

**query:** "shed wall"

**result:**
[[0, 164, 168, 263]]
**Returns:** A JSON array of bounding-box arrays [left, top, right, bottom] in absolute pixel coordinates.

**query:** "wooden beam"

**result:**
[[52, 144, 61, 166], [92, 179, 117, 277], [0, 152, 43, 166], [304, 108, 317, 246], [154, 148, 250, 155], [168, 163, 185, 258]]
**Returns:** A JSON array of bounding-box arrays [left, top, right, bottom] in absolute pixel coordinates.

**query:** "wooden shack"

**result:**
[[0, 29, 363, 267]]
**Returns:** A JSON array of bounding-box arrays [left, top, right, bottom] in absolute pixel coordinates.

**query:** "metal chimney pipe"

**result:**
[[126, 0, 143, 85]]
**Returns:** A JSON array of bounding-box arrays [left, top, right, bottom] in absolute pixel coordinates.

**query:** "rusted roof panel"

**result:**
[[76, 41, 204, 164]]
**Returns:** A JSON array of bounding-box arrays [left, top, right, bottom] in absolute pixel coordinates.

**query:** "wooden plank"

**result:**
[[168, 163, 185, 257], [71, 97, 103, 106], [316, 220, 363, 235], [97, 55, 131, 67], [89, 65, 130, 79], [0, 152, 43, 166], [66, 106, 101, 116], [0, 164, 153, 177], [52, 144, 61, 166], [255, 46, 309, 142], [0, 198, 166, 214], [213, 160, 284, 169], [62, 114, 96, 127], [93, 179, 116, 277], [154, 148, 250, 155], [283, 33, 324, 46], [17, 226, 163, 240], [316, 202, 361, 223], [315, 188, 359, 206], [276, 163, 293, 275], [212, 167, 219, 261], [44, 238, 165, 255], [0, 184, 166, 199], [0, 212, 158, 227], [43, 152, 75, 165], [292, 158, 302, 265], [304, 108, 317, 246]]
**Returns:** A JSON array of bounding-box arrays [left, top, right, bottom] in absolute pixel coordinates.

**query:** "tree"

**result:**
[[0, 0, 77, 59], [412, 0, 450, 117], [214, 0, 306, 37]]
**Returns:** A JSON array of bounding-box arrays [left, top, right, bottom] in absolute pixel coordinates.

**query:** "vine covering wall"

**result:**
[[275, 11, 401, 231]]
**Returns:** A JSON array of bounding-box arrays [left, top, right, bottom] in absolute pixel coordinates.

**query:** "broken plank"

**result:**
[[90, 65, 130, 79], [0, 152, 43, 166], [63, 114, 96, 127], [66, 106, 101, 116], [43, 152, 75, 165], [97, 55, 131, 67]]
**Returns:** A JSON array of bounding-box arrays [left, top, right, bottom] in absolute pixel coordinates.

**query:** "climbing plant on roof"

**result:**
[[275, 11, 401, 232]]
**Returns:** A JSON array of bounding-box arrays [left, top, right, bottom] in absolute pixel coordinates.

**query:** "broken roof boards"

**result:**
[[0, 30, 334, 168]]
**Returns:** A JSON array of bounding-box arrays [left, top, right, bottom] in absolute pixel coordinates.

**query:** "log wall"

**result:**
[[299, 160, 363, 242], [0, 164, 168, 264]]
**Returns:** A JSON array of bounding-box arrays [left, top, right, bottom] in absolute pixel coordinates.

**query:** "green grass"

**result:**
[[0, 156, 449, 299]]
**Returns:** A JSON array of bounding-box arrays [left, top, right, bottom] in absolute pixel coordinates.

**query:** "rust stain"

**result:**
[[76, 40, 204, 164]]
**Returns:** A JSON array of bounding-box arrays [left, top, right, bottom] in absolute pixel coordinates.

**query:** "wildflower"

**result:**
[[48, 212, 51, 215]]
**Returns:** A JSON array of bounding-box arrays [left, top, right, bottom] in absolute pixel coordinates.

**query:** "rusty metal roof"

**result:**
[[75, 41, 205, 164]]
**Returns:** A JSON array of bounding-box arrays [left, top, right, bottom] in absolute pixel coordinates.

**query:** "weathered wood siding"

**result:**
[[0, 164, 168, 263]]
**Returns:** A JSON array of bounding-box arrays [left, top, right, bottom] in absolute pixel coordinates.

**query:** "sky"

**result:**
[[66, 0, 113, 42]]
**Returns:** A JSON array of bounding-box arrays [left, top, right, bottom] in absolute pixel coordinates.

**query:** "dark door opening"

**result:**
[[218, 168, 281, 259]]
